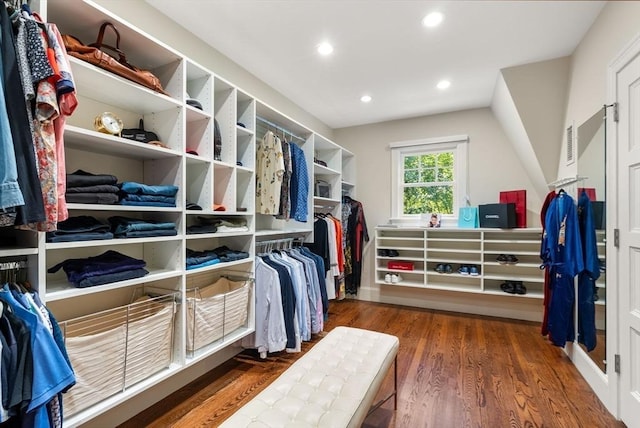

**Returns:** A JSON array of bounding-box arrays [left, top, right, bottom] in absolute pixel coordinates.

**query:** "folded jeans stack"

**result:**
[[47, 250, 148, 288], [118, 182, 179, 207], [108, 216, 177, 238], [65, 170, 119, 204], [185, 245, 250, 270]]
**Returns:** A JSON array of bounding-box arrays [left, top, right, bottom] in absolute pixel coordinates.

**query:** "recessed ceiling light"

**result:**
[[437, 80, 451, 90], [422, 12, 444, 28], [317, 42, 334, 56], [360, 95, 372, 103]]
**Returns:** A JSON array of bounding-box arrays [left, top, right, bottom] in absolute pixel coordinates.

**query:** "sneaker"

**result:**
[[387, 249, 400, 257], [458, 265, 470, 275], [469, 265, 480, 276], [444, 264, 453, 274], [435, 264, 445, 273], [496, 254, 508, 264], [513, 281, 527, 295], [378, 249, 389, 257], [385, 273, 391, 283], [391, 274, 402, 284]]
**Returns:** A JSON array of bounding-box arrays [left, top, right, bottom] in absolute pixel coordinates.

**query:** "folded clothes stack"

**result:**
[[108, 216, 177, 238], [46, 215, 113, 242], [185, 245, 250, 270], [46, 215, 178, 242], [186, 216, 249, 234], [47, 250, 148, 288], [118, 182, 179, 207], [66, 170, 120, 204]]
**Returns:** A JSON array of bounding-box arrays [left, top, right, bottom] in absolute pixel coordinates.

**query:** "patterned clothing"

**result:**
[[256, 131, 284, 214], [30, 80, 60, 231], [275, 139, 292, 220], [23, 18, 53, 83]]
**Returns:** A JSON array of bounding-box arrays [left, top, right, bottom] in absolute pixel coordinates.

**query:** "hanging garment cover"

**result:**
[[540, 191, 584, 347], [1, 3, 45, 225], [577, 191, 600, 351]]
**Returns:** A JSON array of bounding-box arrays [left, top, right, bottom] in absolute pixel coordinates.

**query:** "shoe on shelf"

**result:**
[[458, 265, 470, 275], [387, 249, 400, 257], [391, 274, 402, 284], [506, 255, 519, 264], [496, 254, 508, 264], [513, 281, 527, 295], [444, 264, 453, 274], [469, 265, 480, 276], [384, 273, 391, 283], [500, 282, 516, 294], [435, 264, 445, 273], [378, 249, 389, 257]]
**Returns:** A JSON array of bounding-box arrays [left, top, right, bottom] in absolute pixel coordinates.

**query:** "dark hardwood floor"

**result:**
[[120, 300, 624, 428]]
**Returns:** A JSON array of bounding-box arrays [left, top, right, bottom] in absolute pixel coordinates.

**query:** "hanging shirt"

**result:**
[[243, 258, 287, 357], [289, 142, 309, 222], [256, 131, 284, 215]]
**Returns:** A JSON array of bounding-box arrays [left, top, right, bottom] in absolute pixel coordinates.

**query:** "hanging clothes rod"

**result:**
[[0, 260, 27, 271], [256, 116, 307, 142], [547, 175, 588, 189], [255, 237, 294, 251]]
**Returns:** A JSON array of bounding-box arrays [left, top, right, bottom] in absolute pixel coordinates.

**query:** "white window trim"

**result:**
[[390, 135, 469, 221]]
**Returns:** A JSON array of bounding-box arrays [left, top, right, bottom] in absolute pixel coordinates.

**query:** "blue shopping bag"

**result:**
[[458, 206, 479, 228]]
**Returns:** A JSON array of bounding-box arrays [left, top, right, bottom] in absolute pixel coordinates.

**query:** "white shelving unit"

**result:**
[[0, 1, 358, 426], [375, 227, 544, 298]]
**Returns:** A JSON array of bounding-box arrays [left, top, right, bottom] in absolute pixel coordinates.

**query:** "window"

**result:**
[[390, 135, 469, 220]]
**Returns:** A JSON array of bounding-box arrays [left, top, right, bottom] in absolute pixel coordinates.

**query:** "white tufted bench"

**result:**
[[220, 326, 400, 428]]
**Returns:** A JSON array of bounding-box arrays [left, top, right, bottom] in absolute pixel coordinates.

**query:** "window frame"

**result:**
[[390, 135, 469, 221]]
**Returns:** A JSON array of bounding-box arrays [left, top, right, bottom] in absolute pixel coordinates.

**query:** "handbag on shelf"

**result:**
[[62, 22, 169, 95], [121, 119, 159, 143], [458, 206, 479, 228]]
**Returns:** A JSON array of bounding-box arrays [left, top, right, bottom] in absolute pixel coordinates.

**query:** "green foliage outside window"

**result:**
[[402, 152, 454, 214]]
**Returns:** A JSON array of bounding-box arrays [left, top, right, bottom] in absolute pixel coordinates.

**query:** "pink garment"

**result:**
[[52, 24, 78, 222]]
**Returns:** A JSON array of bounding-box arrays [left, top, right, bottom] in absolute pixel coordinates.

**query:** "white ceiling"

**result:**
[[146, 1, 605, 129]]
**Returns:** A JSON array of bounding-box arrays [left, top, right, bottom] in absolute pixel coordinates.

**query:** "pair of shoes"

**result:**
[[496, 254, 519, 264], [378, 249, 400, 257], [435, 263, 453, 274], [457, 265, 481, 276], [384, 273, 403, 283], [500, 281, 526, 295]]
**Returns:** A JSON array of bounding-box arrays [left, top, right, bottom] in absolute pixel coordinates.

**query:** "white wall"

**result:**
[[90, 0, 334, 139], [559, 1, 640, 179]]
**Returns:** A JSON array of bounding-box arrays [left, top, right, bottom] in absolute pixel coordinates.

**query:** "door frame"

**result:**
[[607, 30, 640, 424]]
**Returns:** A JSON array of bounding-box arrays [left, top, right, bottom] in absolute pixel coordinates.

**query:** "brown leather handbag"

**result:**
[[62, 22, 169, 96]]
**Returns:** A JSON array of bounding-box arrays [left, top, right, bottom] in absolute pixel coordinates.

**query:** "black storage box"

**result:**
[[591, 201, 606, 230], [479, 203, 517, 228]]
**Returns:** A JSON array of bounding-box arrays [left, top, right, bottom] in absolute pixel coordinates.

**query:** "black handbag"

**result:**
[[121, 119, 159, 143]]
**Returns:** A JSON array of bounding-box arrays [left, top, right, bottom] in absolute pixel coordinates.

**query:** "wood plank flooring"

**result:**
[[119, 300, 623, 428]]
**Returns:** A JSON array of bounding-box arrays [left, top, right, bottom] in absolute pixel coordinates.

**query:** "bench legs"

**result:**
[[367, 355, 398, 417]]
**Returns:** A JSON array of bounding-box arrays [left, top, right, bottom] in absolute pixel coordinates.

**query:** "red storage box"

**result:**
[[499, 190, 527, 228], [388, 261, 414, 271]]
